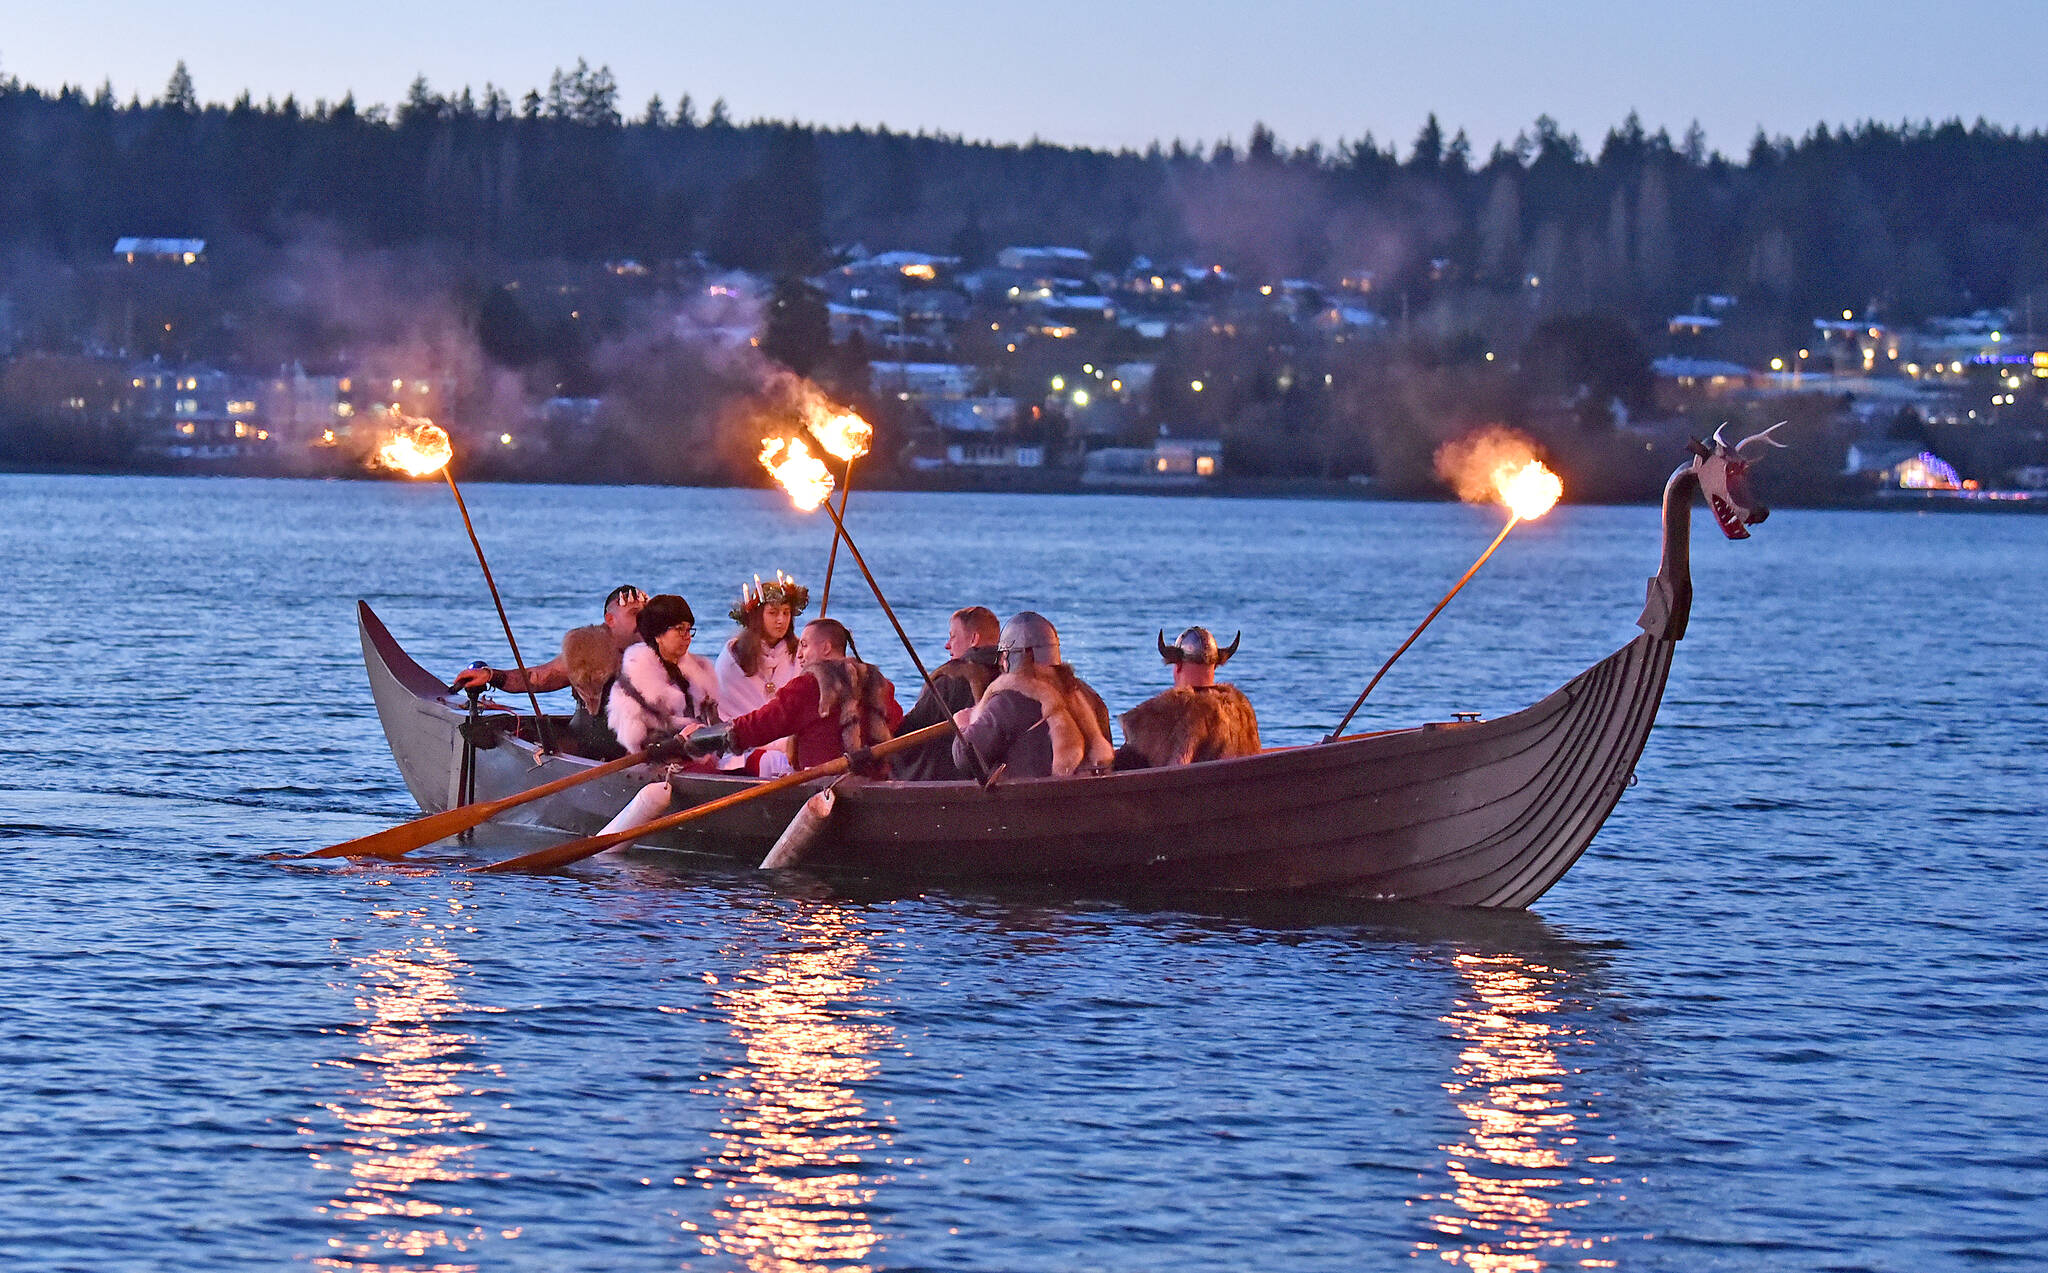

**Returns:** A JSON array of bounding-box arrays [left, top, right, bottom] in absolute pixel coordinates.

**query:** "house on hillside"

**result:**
[[1844, 443, 1963, 490], [115, 237, 205, 265]]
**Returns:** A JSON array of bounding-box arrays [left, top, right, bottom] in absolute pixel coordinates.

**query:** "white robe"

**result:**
[[715, 638, 798, 718], [607, 643, 721, 753], [715, 637, 797, 775]]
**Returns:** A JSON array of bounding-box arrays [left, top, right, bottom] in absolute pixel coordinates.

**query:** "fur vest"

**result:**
[[608, 642, 721, 753], [1118, 683, 1262, 768], [806, 658, 898, 753], [979, 662, 1116, 777]]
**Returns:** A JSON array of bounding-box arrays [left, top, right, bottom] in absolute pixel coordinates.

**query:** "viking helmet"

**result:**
[[1158, 626, 1241, 667], [999, 611, 1062, 667]]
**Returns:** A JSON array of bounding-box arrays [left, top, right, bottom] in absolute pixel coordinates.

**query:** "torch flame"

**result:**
[[807, 407, 874, 463], [375, 417, 453, 477], [760, 437, 836, 511], [1495, 459, 1563, 521]]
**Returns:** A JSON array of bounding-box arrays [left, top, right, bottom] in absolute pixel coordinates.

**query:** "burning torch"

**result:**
[[807, 405, 874, 616], [1324, 454, 1563, 742], [377, 417, 551, 748]]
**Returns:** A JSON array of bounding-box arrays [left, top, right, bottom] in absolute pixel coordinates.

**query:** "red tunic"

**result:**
[[726, 671, 904, 770]]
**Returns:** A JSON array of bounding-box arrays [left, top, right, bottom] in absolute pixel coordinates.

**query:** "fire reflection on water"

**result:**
[[310, 900, 503, 1272], [1416, 952, 1620, 1271], [680, 901, 895, 1272]]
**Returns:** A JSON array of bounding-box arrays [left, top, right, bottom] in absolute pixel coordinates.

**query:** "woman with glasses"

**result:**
[[607, 593, 722, 755]]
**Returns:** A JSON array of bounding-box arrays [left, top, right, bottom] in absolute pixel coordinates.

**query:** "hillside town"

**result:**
[[4, 233, 2043, 504]]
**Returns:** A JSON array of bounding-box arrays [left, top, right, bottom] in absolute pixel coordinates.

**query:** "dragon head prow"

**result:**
[[1689, 422, 1788, 539]]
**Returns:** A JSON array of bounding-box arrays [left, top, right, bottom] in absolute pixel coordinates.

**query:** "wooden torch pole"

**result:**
[[442, 468, 551, 750]]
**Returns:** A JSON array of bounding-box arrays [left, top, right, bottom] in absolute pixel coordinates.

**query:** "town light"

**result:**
[[1191, 380, 1205, 392]]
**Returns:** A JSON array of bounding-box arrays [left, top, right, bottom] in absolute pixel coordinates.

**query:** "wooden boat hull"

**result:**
[[361, 602, 1672, 906]]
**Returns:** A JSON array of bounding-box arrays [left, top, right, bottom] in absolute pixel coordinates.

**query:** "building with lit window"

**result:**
[[114, 237, 206, 266], [129, 363, 270, 458]]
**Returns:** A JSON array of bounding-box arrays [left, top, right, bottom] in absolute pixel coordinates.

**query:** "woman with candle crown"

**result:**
[[714, 571, 809, 776]]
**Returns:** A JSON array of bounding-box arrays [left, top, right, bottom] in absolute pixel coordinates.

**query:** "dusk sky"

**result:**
[[3, 0, 2043, 157]]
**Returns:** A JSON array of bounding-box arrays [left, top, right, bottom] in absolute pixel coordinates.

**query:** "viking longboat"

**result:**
[[360, 435, 1775, 906]]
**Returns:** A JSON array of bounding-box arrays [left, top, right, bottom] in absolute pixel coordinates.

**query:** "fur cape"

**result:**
[[560, 625, 621, 716], [979, 662, 1116, 776], [805, 657, 898, 753], [608, 642, 721, 752], [1118, 683, 1261, 768]]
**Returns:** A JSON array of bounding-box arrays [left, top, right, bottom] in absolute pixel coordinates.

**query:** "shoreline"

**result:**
[[2, 460, 2042, 512]]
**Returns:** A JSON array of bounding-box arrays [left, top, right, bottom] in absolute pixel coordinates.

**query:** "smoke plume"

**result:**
[[1434, 426, 1544, 503]]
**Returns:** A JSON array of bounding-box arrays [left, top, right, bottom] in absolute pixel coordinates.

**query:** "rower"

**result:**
[[452, 583, 647, 697], [950, 611, 1113, 780], [1114, 627, 1260, 769], [685, 618, 904, 771], [894, 605, 1002, 781]]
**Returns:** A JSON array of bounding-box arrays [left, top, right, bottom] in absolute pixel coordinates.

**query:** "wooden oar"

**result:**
[[472, 720, 953, 875], [293, 745, 661, 860]]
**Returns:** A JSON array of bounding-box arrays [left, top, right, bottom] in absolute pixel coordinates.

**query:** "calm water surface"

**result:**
[[2, 473, 2044, 1271]]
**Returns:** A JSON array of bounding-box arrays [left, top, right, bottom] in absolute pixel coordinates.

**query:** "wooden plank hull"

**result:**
[[361, 602, 1672, 906]]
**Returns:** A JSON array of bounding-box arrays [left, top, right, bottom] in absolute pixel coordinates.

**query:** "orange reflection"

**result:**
[[1416, 952, 1618, 1271], [311, 899, 504, 1272], [679, 902, 894, 1271]]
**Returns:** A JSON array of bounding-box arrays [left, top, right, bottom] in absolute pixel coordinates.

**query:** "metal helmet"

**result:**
[[1158, 626, 1241, 667], [998, 611, 1062, 667]]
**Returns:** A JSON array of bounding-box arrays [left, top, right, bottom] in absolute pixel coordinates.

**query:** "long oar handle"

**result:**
[[298, 744, 657, 859], [473, 720, 954, 874]]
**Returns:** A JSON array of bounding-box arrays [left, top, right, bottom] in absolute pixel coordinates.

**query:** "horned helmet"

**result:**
[[1157, 626, 1241, 667]]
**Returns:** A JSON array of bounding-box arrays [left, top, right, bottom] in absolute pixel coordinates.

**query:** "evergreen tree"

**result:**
[[162, 61, 196, 112], [761, 276, 831, 375], [1409, 114, 1444, 170]]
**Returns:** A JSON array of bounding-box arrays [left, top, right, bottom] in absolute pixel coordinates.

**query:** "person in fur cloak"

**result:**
[[453, 584, 646, 696], [1114, 627, 1261, 770], [950, 611, 1114, 780], [607, 594, 721, 756], [560, 624, 628, 760], [685, 618, 904, 772]]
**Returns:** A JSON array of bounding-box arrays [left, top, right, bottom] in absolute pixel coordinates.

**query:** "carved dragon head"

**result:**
[[1690, 423, 1787, 539]]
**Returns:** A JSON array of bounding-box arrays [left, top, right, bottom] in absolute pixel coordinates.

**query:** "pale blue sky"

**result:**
[[2, 0, 2040, 156]]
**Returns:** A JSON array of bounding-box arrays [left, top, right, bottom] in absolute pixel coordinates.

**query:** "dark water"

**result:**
[[2, 472, 2044, 1272]]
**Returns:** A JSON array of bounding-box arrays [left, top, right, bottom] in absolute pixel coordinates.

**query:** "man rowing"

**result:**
[[685, 618, 903, 771], [950, 611, 1113, 780], [452, 584, 648, 697], [894, 605, 1002, 781], [1114, 627, 1261, 769]]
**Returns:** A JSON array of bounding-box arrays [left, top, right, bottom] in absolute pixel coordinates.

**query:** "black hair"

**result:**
[[805, 617, 853, 657], [636, 594, 696, 647]]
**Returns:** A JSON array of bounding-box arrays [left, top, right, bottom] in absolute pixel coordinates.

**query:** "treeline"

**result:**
[[5, 62, 2048, 329]]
